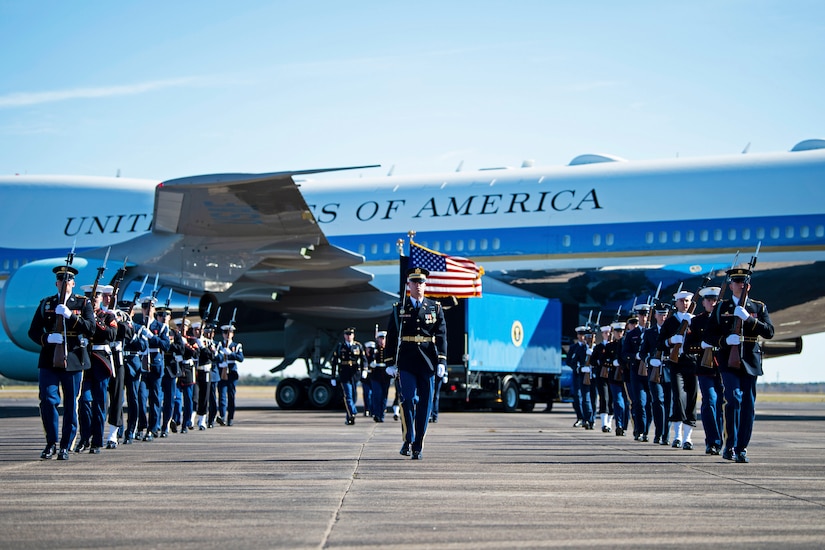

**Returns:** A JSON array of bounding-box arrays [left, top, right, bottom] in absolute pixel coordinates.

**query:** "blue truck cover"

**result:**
[[464, 290, 562, 375]]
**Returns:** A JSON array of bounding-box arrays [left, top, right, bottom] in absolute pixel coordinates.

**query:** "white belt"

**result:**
[[111, 341, 123, 351], [92, 344, 111, 352], [149, 348, 160, 353]]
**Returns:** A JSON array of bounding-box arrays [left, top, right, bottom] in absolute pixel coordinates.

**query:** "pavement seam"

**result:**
[[318, 422, 377, 549]]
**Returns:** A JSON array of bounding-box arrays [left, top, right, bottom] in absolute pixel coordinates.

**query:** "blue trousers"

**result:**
[[141, 370, 162, 433], [370, 377, 391, 420], [218, 379, 237, 421], [609, 382, 628, 430], [570, 371, 583, 421], [124, 372, 142, 438], [628, 370, 652, 436], [722, 370, 757, 453], [339, 377, 357, 420], [649, 379, 671, 442], [698, 374, 724, 448], [38, 367, 82, 449], [179, 384, 194, 428], [397, 369, 434, 452]]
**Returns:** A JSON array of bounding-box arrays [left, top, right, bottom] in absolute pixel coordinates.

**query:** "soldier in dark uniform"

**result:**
[[591, 325, 614, 432], [384, 267, 447, 460], [120, 300, 148, 444], [693, 286, 724, 455], [368, 332, 392, 422], [104, 287, 131, 449], [622, 304, 652, 441], [78, 284, 118, 454], [28, 265, 96, 460], [196, 322, 218, 430], [217, 323, 244, 426], [606, 321, 628, 436], [642, 302, 672, 445], [331, 327, 366, 425], [141, 300, 171, 441], [566, 326, 589, 428], [161, 314, 184, 437], [658, 290, 700, 450], [703, 267, 774, 463]]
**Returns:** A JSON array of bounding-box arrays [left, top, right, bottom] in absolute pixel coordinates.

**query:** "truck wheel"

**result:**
[[308, 379, 335, 409], [276, 378, 305, 409], [503, 380, 519, 412]]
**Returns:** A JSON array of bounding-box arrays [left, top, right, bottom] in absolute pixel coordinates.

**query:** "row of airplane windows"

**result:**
[[358, 225, 825, 257], [3, 224, 822, 270]]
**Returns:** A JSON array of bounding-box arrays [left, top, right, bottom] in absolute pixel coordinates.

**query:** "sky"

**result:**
[[1, 1, 823, 382]]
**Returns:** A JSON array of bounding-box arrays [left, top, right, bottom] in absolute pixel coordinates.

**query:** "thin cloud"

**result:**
[[0, 77, 202, 108]]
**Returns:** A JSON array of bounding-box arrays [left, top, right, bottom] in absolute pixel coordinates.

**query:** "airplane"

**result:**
[[2, 138, 825, 383]]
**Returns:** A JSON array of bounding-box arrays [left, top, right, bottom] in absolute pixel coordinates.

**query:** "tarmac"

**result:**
[[1, 391, 824, 549]]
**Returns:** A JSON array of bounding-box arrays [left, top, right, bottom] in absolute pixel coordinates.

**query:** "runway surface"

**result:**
[[1, 392, 824, 549]]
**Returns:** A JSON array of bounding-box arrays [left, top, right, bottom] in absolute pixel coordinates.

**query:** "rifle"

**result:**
[[220, 308, 238, 381], [582, 311, 594, 386], [728, 242, 761, 369], [52, 241, 77, 368], [109, 257, 128, 306], [669, 269, 714, 362], [701, 252, 740, 368], [642, 282, 662, 380], [601, 305, 622, 379], [88, 247, 111, 308], [130, 274, 149, 309]]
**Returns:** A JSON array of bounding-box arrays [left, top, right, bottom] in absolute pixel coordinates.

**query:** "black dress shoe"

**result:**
[[642, 435, 649, 442], [170, 421, 178, 433], [615, 428, 624, 436], [710, 445, 721, 456], [735, 451, 749, 463], [672, 439, 682, 448], [89, 447, 101, 454], [705, 445, 713, 454], [160, 431, 169, 438], [41, 444, 57, 459], [74, 440, 90, 453], [572, 420, 582, 427], [660, 439, 669, 446], [722, 448, 734, 460], [683, 441, 694, 450], [393, 414, 399, 421], [654, 437, 661, 444], [216, 416, 226, 426], [57, 448, 70, 461], [143, 433, 154, 442], [106, 441, 118, 450], [181, 427, 188, 434], [227, 419, 234, 426], [411, 451, 422, 460], [123, 437, 133, 445], [400, 443, 411, 456]]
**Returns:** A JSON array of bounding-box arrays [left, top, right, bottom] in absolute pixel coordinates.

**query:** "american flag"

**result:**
[[409, 242, 483, 298]]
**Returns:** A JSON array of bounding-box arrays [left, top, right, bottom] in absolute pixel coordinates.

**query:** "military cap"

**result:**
[[141, 297, 157, 307], [117, 300, 134, 310], [407, 267, 429, 282], [611, 322, 626, 331], [574, 325, 589, 334], [634, 303, 651, 313], [80, 284, 100, 295], [600, 325, 612, 333], [99, 284, 114, 295], [173, 318, 191, 327], [191, 321, 202, 329], [626, 315, 639, 324], [727, 267, 752, 281], [343, 327, 355, 334], [653, 301, 671, 314], [221, 324, 236, 332], [376, 330, 387, 338], [53, 265, 78, 280], [673, 290, 693, 301], [699, 286, 722, 298], [364, 341, 375, 349], [155, 307, 170, 315]]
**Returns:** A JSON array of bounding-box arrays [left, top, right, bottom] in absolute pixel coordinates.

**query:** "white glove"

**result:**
[[55, 304, 72, 319], [635, 353, 641, 360], [361, 369, 368, 379], [734, 306, 750, 321], [612, 359, 620, 367], [330, 379, 337, 387], [585, 348, 592, 356], [649, 358, 662, 368], [701, 341, 714, 349], [386, 366, 397, 377], [47, 333, 64, 344], [581, 366, 591, 373], [726, 333, 741, 346], [437, 364, 446, 378], [669, 334, 684, 345]]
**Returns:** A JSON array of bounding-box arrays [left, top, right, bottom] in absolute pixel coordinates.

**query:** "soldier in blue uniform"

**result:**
[[217, 323, 244, 426], [566, 326, 589, 428], [693, 286, 725, 455], [384, 267, 447, 460], [642, 302, 672, 445], [28, 265, 96, 460], [703, 267, 774, 463], [120, 300, 149, 444], [330, 327, 366, 425], [623, 304, 653, 441], [606, 321, 628, 436], [141, 299, 171, 441], [591, 325, 614, 432]]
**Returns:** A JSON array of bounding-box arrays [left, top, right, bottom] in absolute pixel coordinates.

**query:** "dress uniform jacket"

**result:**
[[28, 293, 95, 371], [657, 314, 700, 371], [331, 341, 366, 381], [89, 309, 118, 381], [704, 297, 774, 377], [384, 297, 447, 375]]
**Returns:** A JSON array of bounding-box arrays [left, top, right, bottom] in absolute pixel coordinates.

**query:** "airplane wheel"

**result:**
[[275, 378, 305, 409], [308, 379, 335, 409]]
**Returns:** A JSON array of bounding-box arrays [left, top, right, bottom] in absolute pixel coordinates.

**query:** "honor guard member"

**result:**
[[368, 331, 392, 422], [606, 321, 628, 436], [658, 290, 699, 449], [569, 325, 595, 429], [103, 286, 129, 449], [694, 286, 725, 455], [384, 267, 448, 460], [217, 323, 244, 426], [76, 284, 117, 454], [642, 302, 672, 445], [141, 298, 171, 441], [565, 326, 589, 428], [703, 266, 774, 463], [196, 322, 219, 430], [28, 265, 96, 460], [622, 303, 652, 441], [330, 327, 366, 425], [160, 312, 185, 437], [591, 324, 614, 432], [171, 318, 196, 434], [182, 321, 207, 433], [120, 300, 149, 444], [359, 342, 373, 417]]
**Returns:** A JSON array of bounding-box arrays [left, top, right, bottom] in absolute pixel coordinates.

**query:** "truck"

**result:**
[[274, 281, 570, 412]]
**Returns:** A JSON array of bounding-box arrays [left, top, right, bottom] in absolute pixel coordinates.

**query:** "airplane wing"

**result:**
[[100, 166, 396, 318]]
